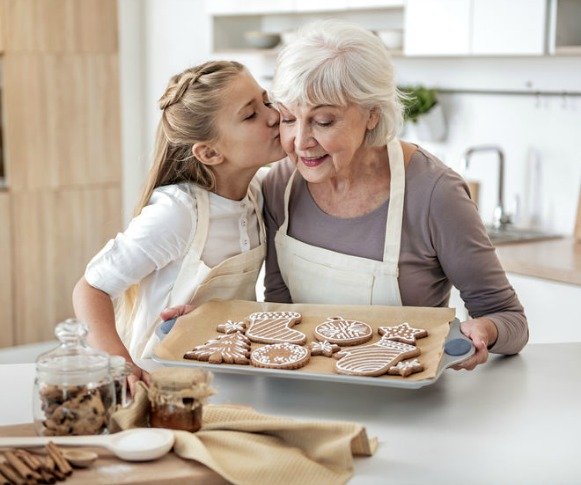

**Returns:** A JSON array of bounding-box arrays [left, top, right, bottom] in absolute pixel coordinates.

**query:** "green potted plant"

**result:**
[[399, 85, 447, 141]]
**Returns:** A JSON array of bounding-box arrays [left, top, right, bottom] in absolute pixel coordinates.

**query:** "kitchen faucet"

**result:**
[[461, 145, 512, 230]]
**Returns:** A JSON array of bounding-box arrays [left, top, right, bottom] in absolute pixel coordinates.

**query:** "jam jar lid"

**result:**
[[36, 318, 110, 385]]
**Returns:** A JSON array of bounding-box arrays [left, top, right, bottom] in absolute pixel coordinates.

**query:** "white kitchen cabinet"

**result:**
[[405, 0, 550, 56], [548, 0, 581, 55], [205, 1, 295, 15], [472, 0, 547, 55], [404, 0, 471, 56]]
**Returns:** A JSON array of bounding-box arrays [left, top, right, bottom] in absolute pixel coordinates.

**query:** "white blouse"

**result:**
[[85, 182, 262, 307]]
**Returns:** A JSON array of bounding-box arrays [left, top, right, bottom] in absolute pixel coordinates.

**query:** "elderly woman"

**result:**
[[261, 20, 528, 370]]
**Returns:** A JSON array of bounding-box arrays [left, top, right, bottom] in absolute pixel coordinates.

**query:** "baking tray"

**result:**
[[152, 300, 474, 389]]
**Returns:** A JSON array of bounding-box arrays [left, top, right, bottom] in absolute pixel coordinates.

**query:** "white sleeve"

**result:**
[[85, 185, 197, 298]]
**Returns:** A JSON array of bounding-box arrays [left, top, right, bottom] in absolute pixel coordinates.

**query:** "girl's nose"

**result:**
[[267, 105, 280, 127]]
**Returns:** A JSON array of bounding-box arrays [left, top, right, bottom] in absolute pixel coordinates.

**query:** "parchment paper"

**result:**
[[154, 300, 456, 382]]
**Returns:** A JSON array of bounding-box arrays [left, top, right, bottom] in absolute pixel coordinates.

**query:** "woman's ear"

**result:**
[[192, 143, 224, 166], [366, 107, 380, 131]]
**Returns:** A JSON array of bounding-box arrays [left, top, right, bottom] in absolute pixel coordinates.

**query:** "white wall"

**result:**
[[119, 0, 211, 222]]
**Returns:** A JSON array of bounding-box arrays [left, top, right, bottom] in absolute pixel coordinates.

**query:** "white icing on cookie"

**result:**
[[250, 343, 310, 369], [334, 336, 420, 377], [387, 358, 424, 377], [308, 340, 341, 357], [184, 332, 251, 365], [216, 320, 246, 334], [314, 316, 372, 346], [246, 311, 306, 344], [378, 322, 428, 345]]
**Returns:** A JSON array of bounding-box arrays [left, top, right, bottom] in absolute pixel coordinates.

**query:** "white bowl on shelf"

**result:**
[[244, 31, 281, 49], [376, 29, 403, 50]]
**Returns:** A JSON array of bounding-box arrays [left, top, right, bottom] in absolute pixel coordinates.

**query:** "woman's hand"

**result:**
[[159, 304, 196, 321], [451, 317, 498, 371]]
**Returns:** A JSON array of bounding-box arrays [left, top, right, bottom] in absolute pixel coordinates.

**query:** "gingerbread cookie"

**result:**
[[308, 341, 341, 357], [245, 311, 306, 345], [334, 336, 421, 377], [378, 322, 428, 345], [387, 358, 424, 377], [250, 343, 310, 370], [216, 320, 246, 334], [184, 332, 251, 365], [314, 316, 372, 346]]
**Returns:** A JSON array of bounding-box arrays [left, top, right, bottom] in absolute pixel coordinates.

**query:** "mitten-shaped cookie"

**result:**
[[334, 336, 420, 377]]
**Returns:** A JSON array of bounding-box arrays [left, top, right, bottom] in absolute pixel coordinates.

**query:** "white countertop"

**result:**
[[1, 343, 580, 484]]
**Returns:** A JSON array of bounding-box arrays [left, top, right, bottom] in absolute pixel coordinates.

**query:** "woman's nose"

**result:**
[[295, 124, 315, 150]]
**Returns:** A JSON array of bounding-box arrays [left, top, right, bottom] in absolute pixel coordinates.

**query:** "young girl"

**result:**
[[73, 61, 285, 385]]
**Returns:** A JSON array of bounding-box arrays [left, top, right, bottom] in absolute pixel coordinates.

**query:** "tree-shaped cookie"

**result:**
[[378, 322, 428, 345], [245, 311, 306, 344], [334, 336, 421, 377], [183, 332, 251, 364]]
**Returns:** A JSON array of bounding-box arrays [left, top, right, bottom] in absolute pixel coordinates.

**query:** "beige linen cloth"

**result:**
[[111, 382, 377, 485]]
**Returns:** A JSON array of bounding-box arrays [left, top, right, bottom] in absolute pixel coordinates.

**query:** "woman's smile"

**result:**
[[300, 155, 328, 167]]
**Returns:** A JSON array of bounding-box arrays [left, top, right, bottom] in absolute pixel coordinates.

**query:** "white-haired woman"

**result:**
[[262, 20, 528, 370]]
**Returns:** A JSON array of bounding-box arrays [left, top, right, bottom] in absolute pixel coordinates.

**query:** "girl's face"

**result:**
[[278, 102, 378, 183], [213, 71, 285, 170]]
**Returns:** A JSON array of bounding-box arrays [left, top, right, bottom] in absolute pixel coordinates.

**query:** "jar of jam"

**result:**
[[148, 368, 214, 432], [33, 319, 115, 436]]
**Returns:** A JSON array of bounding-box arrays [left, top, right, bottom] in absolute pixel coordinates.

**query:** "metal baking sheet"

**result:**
[[153, 310, 473, 389]]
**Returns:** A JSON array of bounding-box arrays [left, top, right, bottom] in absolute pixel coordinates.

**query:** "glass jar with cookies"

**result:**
[[33, 318, 115, 436]]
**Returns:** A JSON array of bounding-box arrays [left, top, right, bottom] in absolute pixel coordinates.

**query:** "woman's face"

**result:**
[[213, 71, 285, 169], [278, 102, 378, 183]]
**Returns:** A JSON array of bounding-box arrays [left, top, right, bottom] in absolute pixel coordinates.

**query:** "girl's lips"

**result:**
[[300, 155, 328, 168]]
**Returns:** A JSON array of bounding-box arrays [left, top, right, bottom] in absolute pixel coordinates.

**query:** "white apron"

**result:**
[[136, 181, 266, 358], [274, 138, 405, 306]]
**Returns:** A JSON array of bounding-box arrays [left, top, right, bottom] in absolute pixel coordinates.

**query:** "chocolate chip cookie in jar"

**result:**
[[109, 355, 133, 409], [148, 368, 214, 432], [33, 318, 115, 436]]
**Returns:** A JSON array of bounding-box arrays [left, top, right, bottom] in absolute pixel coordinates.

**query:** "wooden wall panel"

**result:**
[[3, 0, 117, 53], [11, 185, 121, 344], [0, 192, 14, 348], [3, 53, 122, 190]]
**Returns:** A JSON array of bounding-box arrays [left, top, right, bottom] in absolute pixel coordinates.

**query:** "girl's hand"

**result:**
[[159, 304, 196, 321], [451, 317, 498, 371], [127, 362, 151, 396]]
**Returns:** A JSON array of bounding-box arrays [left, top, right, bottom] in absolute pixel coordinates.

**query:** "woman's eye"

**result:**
[[264, 101, 273, 107], [316, 120, 333, 127], [244, 112, 257, 120], [281, 118, 295, 124]]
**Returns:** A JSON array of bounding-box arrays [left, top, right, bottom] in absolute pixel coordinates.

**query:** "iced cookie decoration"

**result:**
[[334, 336, 421, 377], [314, 316, 372, 346], [308, 341, 341, 357], [251, 343, 310, 370], [245, 311, 306, 345], [216, 320, 246, 334], [387, 358, 424, 377], [378, 322, 428, 345], [183, 332, 251, 365]]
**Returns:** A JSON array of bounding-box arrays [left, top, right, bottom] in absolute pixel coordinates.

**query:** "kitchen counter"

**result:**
[[496, 237, 581, 286], [1, 343, 580, 484]]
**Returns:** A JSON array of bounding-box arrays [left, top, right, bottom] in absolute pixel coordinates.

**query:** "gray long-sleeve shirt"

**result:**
[[262, 147, 528, 355]]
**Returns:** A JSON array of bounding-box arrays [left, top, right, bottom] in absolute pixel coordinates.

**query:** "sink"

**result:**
[[486, 226, 562, 245]]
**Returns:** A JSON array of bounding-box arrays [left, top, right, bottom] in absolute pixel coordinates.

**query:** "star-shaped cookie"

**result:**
[[377, 322, 428, 345]]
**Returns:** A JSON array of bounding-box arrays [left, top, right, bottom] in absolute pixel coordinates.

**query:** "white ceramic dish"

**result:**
[[244, 31, 281, 49]]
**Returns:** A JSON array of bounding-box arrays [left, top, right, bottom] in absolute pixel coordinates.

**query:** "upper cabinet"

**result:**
[[405, 0, 581, 57], [471, 0, 547, 55], [404, 0, 471, 56]]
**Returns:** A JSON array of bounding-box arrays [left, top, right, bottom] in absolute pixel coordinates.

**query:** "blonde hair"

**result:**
[[119, 60, 245, 332], [272, 20, 404, 146]]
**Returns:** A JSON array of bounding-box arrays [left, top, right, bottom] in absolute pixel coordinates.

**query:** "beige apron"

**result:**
[[274, 138, 405, 306], [138, 180, 266, 357]]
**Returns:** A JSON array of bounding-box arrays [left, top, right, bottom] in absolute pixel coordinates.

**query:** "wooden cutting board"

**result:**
[[0, 424, 229, 485]]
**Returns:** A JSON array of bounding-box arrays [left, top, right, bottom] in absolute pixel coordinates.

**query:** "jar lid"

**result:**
[[36, 318, 110, 384]]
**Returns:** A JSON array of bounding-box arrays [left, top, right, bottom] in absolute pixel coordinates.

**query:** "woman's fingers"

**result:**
[[451, 338, 488, 371]]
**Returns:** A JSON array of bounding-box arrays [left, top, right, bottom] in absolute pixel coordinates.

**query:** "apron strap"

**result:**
[[247, 179, 266, 245], [280, 169, 299, 235], [383, 138, 405, 271], [190, 185, 210, 257]]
